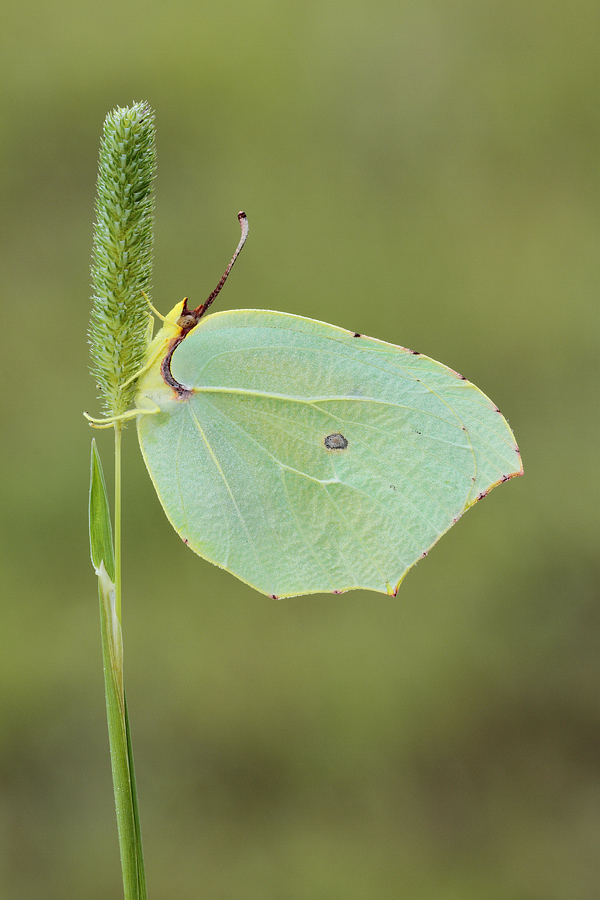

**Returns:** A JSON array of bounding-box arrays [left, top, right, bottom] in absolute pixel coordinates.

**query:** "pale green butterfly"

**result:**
[[136, 213, 522, 599]]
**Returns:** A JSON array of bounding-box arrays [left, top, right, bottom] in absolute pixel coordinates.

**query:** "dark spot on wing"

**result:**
[[410, 349, 420, 355], [324, 433, 348, 450]]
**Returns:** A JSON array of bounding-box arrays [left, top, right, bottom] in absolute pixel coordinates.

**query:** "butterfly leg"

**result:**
[[84, 400, 161, 429]]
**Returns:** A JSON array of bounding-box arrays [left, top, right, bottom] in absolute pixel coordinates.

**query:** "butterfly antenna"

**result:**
[[192, 211, 249, 319]]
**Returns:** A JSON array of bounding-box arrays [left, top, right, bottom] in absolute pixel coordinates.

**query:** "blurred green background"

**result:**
[[1, 1, 599, 898]]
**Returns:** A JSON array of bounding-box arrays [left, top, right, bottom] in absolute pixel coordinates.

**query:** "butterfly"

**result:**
[[133, 212, 522, 598]]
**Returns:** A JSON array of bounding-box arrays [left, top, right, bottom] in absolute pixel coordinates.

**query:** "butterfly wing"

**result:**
[[136, 309, 521, 598]]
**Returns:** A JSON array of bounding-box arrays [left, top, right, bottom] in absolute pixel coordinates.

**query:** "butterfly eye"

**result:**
[[177, 314, 197, 330]]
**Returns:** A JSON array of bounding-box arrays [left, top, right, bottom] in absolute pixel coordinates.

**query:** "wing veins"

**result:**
[[202, 393, 454, 541], [186, 402, 271, 586], [197, 397, 341, 591]]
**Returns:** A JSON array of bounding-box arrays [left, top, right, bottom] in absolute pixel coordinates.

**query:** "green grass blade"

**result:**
[[89, 440, 147, 900], [89, 438, 115, 581], [124, 694, 148, 900]]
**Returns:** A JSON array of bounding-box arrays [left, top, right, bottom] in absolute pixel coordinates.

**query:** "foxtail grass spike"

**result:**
[[89, 102, 156, 417]]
